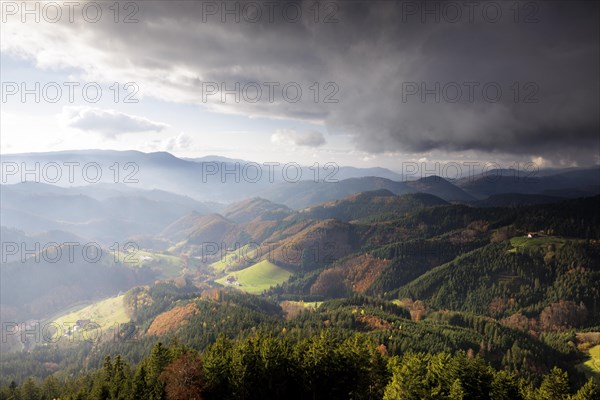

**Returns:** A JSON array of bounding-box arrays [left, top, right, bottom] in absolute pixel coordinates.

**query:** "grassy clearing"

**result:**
[[303, 301, 323, 309], [576, 345, 600, 381], [585, 345, 600, 373], [281, 300, 323, 310], [508, 236, 570, 253], [215, 260, 293, 294], [49, 295, 129, 339]]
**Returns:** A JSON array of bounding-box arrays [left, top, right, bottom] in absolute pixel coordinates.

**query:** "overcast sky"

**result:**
[[1, 0, 598, 171]]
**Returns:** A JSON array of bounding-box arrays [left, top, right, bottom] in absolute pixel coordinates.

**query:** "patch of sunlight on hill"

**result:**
[[215, 260, 292, 294], [508, 235, 572, 253], [576, 345, 600, 381], [49, 295, 129, 340]]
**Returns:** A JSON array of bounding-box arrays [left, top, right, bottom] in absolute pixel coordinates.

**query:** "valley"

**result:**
[[1, 151, 599, 399]]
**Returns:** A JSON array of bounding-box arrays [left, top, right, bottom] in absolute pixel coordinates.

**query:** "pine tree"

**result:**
[[383, 353, 430, 400], [41, 376, 61, 400], [146, 342, 171, 400], [20, 378, 40, 400], [537, 367, 570, 400], [449, 379, 465, 400], [8, 381, 20, 400], [103, 355, 114, 383], [570, 378, 600, 400], [202, 335, 233, 399], [130, 365, 149, 400], [489, 370, 521, 400], [111, 354, 129, 400]]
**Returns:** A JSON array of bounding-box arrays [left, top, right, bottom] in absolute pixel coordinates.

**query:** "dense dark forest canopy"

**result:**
[[1, 327, 599, 399]]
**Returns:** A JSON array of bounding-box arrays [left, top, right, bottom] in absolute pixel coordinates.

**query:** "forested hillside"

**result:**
[[2, 192, 599, 399]]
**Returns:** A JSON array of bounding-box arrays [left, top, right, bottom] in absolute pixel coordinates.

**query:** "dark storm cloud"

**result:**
[[6, 0, 598, 164], [321, 1, 600, 164]]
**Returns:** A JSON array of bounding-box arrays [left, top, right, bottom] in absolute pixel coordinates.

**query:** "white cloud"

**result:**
[[271, 129, 326, 147], [58, 106, 168, 138], [531, 156, 551, 169], [165, 133, 193, 151], [146, 133, 193, 152]]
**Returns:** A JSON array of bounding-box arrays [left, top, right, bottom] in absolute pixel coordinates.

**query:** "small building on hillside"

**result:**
[[225, 276, 240, 286]]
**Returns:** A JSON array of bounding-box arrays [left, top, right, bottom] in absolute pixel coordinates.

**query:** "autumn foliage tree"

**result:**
[[310, 268, 348, 298], [159, 352, 205, 400], [539, 301, 588, 331]]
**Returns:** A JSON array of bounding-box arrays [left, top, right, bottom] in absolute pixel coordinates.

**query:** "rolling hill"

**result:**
[[457, 167, 600, 199], [261, 176, 474, 208], [215, 260, 293, 294], [0, 182, 214, 243], [297, 190, 449, 222], [223, 197, 292, 224], [0, 242, 155, 322], [1, 180, 599, 398]]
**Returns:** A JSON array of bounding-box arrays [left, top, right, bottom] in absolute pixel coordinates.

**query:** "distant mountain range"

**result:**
[[1, 151, 598, 249], [3, 151, 597, 209], [456, 167, 600, 199], [0, 182, 215, 243], [1, 150, 402, 203]]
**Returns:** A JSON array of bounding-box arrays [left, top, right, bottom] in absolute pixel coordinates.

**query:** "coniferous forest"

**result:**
[[2, 196, 599, 399]]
